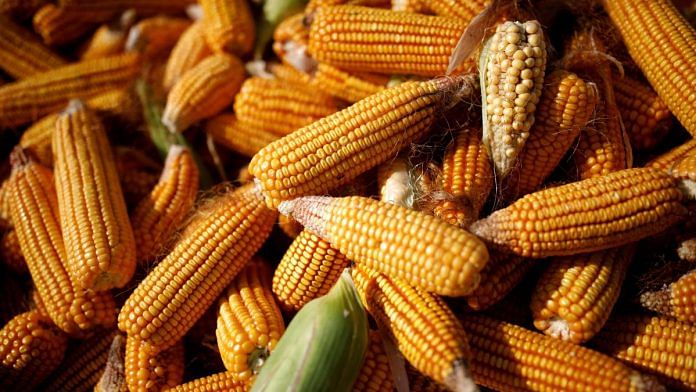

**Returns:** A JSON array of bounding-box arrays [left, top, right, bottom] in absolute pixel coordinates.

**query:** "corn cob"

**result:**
[[162, 53, 244, 133], [407, 365, 449, 392], [311, 63, 387, 103], [171, 372, 247, 391], [0, 52, 141, 128], [0, 0, 46, 17], [352, 330, 394, 392], [277, 214, 304, 239], [118, 185, 277, 352], [377, 156, 415, 208], [249, 75, 476, 209], [678, 236, 696, 262], [80, 10, 135, 60], [59, 0, 194, 15], [0, 311, 68, 390], [503, 70, 598, 199], [205, 114, 280, 157], [470, 167, 686, 258], [0, 178, 10, 229], [125, 338, 185, 392], [200, 0, 255, 55], [0, 15, 66, 79], [463, 314, 664, 391], [352, 266, 475, 391], [272, 12, 315, 73], [391, 0, 425, 13], [269, 62, 311, 85], [422, 0, 489, 24], [33, 4, 115, 46], [671, 153, 696, 195], [647, 139, 696, 173], [217, 259, 285, 380], [640, 268, 696, 324], [163, 21, 212, 92], [9, 149, 117, 334], [53, 100, 136, 291], [603, 0, 696, 136], [0, 229, 27, 275], [95, 334, 128, 392], [130, 146, 199, 264], [592, 314, 696, 390], [466, 251, 532, 311], [272, 229, 350, 311], [126, 16, 192, 59]]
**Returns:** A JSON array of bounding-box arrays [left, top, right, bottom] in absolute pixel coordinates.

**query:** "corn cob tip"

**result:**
[[9, 146, 31, 169], [62, 99, 86, 115], [277, 196, 330, 238], [678, 180, 696, 200], [542, 316, 572, 341], [629, 372, 666, 392], [162, 114, 180, 134], [445, 359, 479, 392], [187, 4, 203, 20], [677, 238, 696, 262], [639, 287, 672, 315]]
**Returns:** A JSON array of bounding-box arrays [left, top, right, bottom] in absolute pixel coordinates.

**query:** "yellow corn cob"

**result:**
[[234, 77, 338, 137], [311, 63, 387, 103], [466, 251, 532, 311], [272, 13, 317, 74], [79, 11, 135, 60], [249, 75, 476, 209], [205, 114, 280, 157], [352, 266, 475, 391], [217, 259, 285, 381], [0, 15, 66, 79], [640, 268, 696, 324], [0, 52, 141, 128], [115, 147, 163, 208], [603, 0, 696, 136], [125, 338, 185, 392], [59, 0, 194, 14], [277, 214, 304, 239], [391, 0, 425, 13], [95, 334, 128, 392], [0, 311, 68, 390], [170, 372, 247, 392], [308, 6, 469, 76], [272, 229, 350, 311], [118, 185, 278, 353], [130, 146, 199, 264], [53, 100, 136, 291], [162, 53, 244, 133], [352, 330, 394, 392], [0, 178, 10, 229], [592, 314, 696, 390], [422, 0, 489, 24], [672, 153, 696, 181], [530, 245, 634, 344], [9, 149, 117, 334], [200, 0, 255, 55], [647, 139, 696, 173], [470, 167, 686, 258], [282, 195, 489, 296], [163, 21, 212, 92], [126, 16, 192, 59], [503, 70, 598, 199], [1, 229, 27, 275], [463, 314, 664, 391], [33, 4, 115, 46], [407, 364, 449, 392], [268, 62, 311, 85]]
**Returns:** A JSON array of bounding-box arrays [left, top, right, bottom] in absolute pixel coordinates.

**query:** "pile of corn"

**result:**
[[0, 0, 695, 391]]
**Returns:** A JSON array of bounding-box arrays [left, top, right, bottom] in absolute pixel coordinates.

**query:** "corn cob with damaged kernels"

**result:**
[[466, 251, 532, 311], [0, 15, 66, 79], [352, 330, 394, 392], [163, 21, 212, 92], [125, 338, 185, 392], [0, 229, 27, 275], [200, 0, 255, 55], [79, 10, 135, 60], [205, 114, 280, 157], [640, 268, 696, 324]]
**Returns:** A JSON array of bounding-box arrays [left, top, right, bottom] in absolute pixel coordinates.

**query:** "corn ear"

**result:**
[[0, 15, 66, 79]]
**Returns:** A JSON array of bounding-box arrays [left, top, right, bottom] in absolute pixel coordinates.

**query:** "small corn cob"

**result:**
[[125, 338, 185, 392], [118, 185, 278, 352], [480, 20, 547, 178], [530, 245, 634, 344], [162, 53, 244, 133], [95, 334, 128, 392], [422, 0, 489, 24], [0, 52, 142, 128], [171, 372, 247, 392], [640, 268, 696, 324], [603, 0, 696, 136], [470, 167, 687, 258], [0, 229, 27, 275], [352, 330, 394, 392], [272, 229, 350, 311], [308, 6, 470, 76], [59, 0, 195, 14], [163, 21, 212, 92], [503, 70, 598, 199], [463, 314, 664, 391], [80, 10, 135, 60], [33, 4, 115, 46], [352, 266, 475, 391], [592, 314, 696, 390], [200, 0, 255, 55], [277, 214, 304, 239], [0, 178, 10, 229], [217, 259, 285, 381], [377, 156, 415, 208], [53, 101, 136, 291], [281, 195, 489, 296], [311, 63, 387, 103], [647, 139, 696, 173], [130, 146, 199, 264], [0, 15, 66, 79], [126, 16, 192, 59], [0, 311, 68, 390], [205, 114, 280, 157], [466, 251, 532, 311], [249, 75, 476, 209]]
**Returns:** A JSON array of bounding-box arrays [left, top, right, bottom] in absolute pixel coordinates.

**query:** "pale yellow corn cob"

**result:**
[[80, 10, 135, 60], [125, 338, 185, 392], [205, 114, 280, 157], [640, 268, 696, 324], [0, 15, 66, 79], [33, 4, 115, 46], [126, 16, 191, 59], [163, 21, 212, 92], [0, 229, 27, 275], [200, 0, 255, 55], [466, 251, 532, 311], [311, 63, 387, 103], [352, 330, 394, 392]]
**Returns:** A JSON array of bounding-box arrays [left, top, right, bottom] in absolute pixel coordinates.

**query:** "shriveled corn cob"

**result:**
[[647, 139, 696, 172], [53, 100, 136, 291], [277, 214, 304, 239], [592, 314, 696, 390], [171, 372, 247, 392], [463, 314, 664, 391], [603, 0, 696, 136], [162, 53, 244, 133], [0, 311, 68, 390], [470, 167, 687, 258], [352, 266, 475, 391], [311, 63, 387, 103], [282, 195, 489, 296], [59, 0, 195, 15], [118, 185, 278, 352], [33, 4, 115, 46], [272, 229, 350, 311], [503, 70, 598, 199], [126, 16, 191, 59], [0, 15, 66, 79], [640, 268, 696, 324], [308, 6, 470, 76], [249, 75, 476, 209], [10, 150, 117, 334], [377, 156, 415, 208], [0, 52, 141, 128], [422, 0, 489, 24], [352, 330, 393, 392], [466, 251, 532, 311], [80, 10, 135, 60], [95, 334, 128, 392], [125, 338, 185, 392], [130, 146, 199, 264], [163, 21, 212, 92], [217, 259, 285, 381], [205, 114, 280, 157], [0, 229, 27, 275], [530, 245, 634, 344], [200, 0, 255, 55]]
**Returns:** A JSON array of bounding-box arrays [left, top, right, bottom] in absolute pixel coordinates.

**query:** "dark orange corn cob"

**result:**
[[33, 4, 114, 46], [79, 10, 136, 60], [311, 63, 387, 103], [603, 0, 696, 136], [466, 251, 532, 311], [463, 314, 665, 391], [530, 245, 634, 344], [647, 139, 696, 173], [277, 214, 304, 239], [470, 167, 686, 258], [640, 268, 696, 324], [0, 229, 27, 275], [170, 371, 247, 392], [0, 15, 66, 79], [352, 266, 475, 391], [163, 21, 212, 92], [118, 185, 278, 353], [53, 100, 136, 291], [272, 229, 350, 311], [0, 311, 68, 391], [0, 52, 141, 128], [0, 178, 10, 230], [205, 114, 280, 157], [130, 146, 199, 264], [200, 0, 255, 55], [592, 314, 696, 390], [95, 334, 128, 392], [125, 338, 185, 392], [125, 16, 191, 59], [352, 330, 394, 392]]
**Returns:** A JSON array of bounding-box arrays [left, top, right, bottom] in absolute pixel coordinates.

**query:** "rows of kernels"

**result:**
[[170, 371, 247, 392], [205, 114, 280, 157], [310, 63, 386, 103], [466, 251, 532, 311], [199, 0, 255, 55], [125, 338, 185, 391], [352, 330, 394, 392], [0, 15, 66, 79], [163, 21, 212, 92], [647, 139, 696, 172]]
